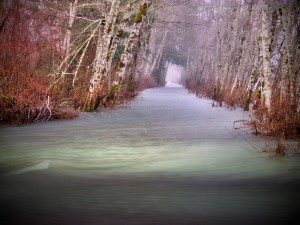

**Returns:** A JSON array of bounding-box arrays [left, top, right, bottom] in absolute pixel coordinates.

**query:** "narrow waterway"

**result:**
[[0, 87, 299, 225]]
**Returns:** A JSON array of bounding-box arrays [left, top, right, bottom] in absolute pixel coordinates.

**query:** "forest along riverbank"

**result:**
[[0, 87, 300, 225]]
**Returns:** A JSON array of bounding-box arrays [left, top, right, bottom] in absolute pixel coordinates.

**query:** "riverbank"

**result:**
[[0, 74, 165, 125], [0, 100, 80, 125]]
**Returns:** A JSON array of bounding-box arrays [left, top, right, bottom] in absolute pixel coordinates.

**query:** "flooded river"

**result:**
[[0, 87, 299, 225]]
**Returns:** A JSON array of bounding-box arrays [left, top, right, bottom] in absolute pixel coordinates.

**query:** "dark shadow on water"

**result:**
[[1, 173, 300, 225]]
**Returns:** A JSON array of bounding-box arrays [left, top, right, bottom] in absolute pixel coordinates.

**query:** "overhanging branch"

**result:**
[[154, 19, 205, 26]]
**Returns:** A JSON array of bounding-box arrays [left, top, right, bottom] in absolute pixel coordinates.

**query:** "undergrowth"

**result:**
[[186, 77, 300, 156]]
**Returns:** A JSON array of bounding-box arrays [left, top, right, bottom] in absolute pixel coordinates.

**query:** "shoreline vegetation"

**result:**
[[187, 86, 300, 156], [0, 0, 156, 124], [0, 76, 159, 125]]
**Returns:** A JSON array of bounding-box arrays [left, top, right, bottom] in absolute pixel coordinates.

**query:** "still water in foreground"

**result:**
[[0, 87, 299, 225]]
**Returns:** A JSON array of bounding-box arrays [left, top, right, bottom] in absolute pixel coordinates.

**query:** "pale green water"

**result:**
[[0, 87, 299, 225]]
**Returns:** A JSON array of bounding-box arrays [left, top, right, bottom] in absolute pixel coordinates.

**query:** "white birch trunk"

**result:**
[[261, 2, 272, 109], [63, 0, 78, 60], [106, 0, 135, 86], [281, 3, 294, 100], [148, 29, 169, 77], [116, 23, 141, 79], [84, 0, 120, 111], [89, 0, 120, 93], [116, 0, 151, 81]]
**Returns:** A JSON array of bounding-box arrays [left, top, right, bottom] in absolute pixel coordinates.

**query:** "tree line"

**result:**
[[179, 0, 299, 151], [136, 0, 299, 153], [0, 0, 158, 124]]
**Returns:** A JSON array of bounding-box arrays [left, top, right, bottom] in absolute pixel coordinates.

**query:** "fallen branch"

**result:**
[[45, 96, 52, 121], [233, 115, 259, 135], [34, 96, 52, 122]]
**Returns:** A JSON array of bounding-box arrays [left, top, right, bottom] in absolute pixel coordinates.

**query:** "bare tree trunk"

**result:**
[[148, 29, 169, 77], [84, 0, 120, 111], [91, 0, 120, 91], [106, 0, 135, 87], [261, 1, 272, 109], [115, 0, 151, 82], [63, 0, 78, 61], [281, 2, 295, 102]]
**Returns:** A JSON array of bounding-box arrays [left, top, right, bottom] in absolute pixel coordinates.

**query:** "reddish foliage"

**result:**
[[137, 76, 159, 91], [254, 96, 300, 138], [0, 2, 77, 124]]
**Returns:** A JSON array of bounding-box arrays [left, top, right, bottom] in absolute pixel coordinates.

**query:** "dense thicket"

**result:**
[[0, 0, 156, 123], [181, 0, 300, 144]]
